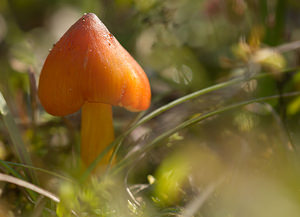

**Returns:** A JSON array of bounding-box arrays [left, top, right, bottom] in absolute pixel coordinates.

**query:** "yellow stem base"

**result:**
[[80, 102, 114, 170]]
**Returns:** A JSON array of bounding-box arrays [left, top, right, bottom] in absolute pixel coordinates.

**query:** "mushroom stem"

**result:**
[[80, 102, 115, 169]]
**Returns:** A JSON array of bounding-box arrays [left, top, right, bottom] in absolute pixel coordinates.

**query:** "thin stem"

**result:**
[[0, 173, 59, 203], [133, 77, 244, 129], [83, 70, 298, 180], [0, 92, 38, 185], [0, 160, 73, 182], [112, 91, 300, 174], [81, 102, 114, 170], [105, 77, 245, 167]]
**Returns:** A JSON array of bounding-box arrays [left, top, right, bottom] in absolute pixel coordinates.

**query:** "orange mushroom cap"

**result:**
[[38, 13, 151, 116]]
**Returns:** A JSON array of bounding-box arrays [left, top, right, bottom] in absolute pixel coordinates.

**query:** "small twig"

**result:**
[[0, 173, 60, 203], [276, 40, 300, 53]]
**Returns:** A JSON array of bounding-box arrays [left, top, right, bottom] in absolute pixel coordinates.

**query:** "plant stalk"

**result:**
[[81, 102, 114, 170]]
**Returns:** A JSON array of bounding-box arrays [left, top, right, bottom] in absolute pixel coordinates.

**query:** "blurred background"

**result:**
[[1, 0, 300, 216]]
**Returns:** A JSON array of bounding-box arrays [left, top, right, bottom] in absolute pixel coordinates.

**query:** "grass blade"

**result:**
[[0, 173, 59, 203], [0, 160, 73, 182], [0, 92, 38, 184], [84, 70, 298, 179], [82, 77, 243, 180], [0, 159, 24, 179], [113, 91, 300, 173], [0, 160, 38, 199]]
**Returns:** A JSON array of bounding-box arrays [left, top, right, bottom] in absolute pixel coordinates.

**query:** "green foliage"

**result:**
[[0, 92, 38, 185], [154, 152, 190, 206], [1, 0, 300, 216]]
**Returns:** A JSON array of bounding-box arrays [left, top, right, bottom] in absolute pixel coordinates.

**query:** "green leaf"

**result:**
[[287, 96, 300, 115]]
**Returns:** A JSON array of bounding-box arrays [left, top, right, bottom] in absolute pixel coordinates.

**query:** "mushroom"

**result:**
[[38, 13, 151, 169]]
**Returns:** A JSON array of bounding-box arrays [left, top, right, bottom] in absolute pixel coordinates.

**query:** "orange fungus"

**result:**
[[38, 13, 151, 116]]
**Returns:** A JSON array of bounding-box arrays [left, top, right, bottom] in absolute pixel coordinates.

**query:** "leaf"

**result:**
[[287, 96, 300, 115]]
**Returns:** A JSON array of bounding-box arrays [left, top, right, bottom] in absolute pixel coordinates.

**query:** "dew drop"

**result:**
[[83, 13, 87, 15], [48, 48, 52, 52], [82, 18, 85, 22]]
